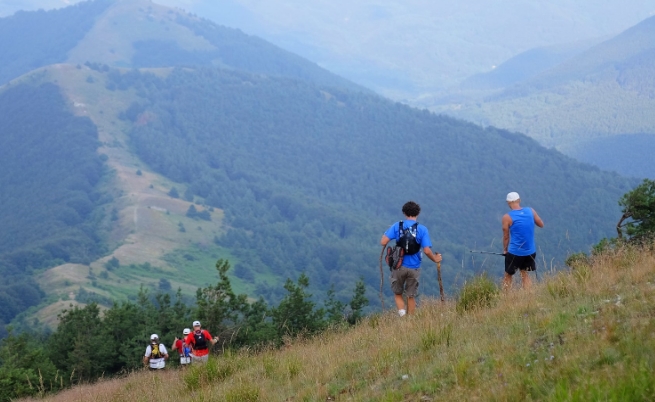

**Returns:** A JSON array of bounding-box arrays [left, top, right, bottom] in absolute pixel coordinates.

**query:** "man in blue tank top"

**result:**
[[502, 192, 544, 290], [381, 201, 442, 316]]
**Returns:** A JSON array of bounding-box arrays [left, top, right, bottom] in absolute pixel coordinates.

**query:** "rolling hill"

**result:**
[[3, 0, 654, 101], [0, 0, 639, 332], [433, 15, 655, 179]]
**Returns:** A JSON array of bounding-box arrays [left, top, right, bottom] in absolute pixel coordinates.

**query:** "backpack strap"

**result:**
[[398, 220, 404, 239]]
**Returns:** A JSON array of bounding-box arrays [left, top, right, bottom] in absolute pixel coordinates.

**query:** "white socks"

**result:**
[[398, 309, 406, 317]]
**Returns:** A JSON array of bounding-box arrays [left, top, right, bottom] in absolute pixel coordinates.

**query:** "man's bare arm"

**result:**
[[380, 234, 390, 247], [532, 209, 544, 228], [502, 214, 512, 253], [423, 247, 442, 263]]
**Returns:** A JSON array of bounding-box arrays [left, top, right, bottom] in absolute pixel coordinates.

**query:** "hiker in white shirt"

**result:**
[[143, 334, 169, 370]]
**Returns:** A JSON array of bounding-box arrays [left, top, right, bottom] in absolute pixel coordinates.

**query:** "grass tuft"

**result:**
[[456, 273, 499, 313]]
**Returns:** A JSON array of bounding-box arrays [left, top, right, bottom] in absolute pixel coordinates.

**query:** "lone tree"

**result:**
[[617, 179, 655, 240]]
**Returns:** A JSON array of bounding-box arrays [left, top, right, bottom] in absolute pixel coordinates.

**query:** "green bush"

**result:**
[[456, 274, 499, 313]]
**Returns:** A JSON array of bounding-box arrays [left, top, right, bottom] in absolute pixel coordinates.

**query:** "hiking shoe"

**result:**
[[398, 309, 406, 317]]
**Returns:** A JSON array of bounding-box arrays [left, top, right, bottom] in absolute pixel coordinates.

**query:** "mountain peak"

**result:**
[[65, 0, 215, 67]]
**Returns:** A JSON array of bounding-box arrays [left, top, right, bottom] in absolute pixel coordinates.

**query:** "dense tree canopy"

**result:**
[[0, 83, 109, 333], [0, 0, 112, 84], [617, 179, 655, 240], [100, 66, 635, 304]]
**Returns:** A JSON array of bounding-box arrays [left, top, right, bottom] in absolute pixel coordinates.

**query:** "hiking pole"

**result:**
[[378, 245, 385, 310], [436, 261, 445, 302], [469, 250, 506, 256]]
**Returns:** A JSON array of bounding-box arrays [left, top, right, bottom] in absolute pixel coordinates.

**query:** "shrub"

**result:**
[[456, 274, 499, 313]]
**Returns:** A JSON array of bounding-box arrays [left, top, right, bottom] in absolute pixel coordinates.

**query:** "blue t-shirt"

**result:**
[[508, 207, 536, 256], [384, 220, 432, 269]]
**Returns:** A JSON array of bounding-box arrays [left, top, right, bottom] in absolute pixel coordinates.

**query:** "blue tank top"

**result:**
[[508, 207, 536, 256]]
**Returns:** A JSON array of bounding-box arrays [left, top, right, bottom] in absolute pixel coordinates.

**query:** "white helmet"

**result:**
[[150, 334, 159, 341], [183, 328, 191, 335]]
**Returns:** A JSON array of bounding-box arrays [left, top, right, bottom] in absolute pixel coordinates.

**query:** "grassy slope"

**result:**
[[27, 242, 655, 401], [65, 0, 216, 68], [7, 65, 257, 326]]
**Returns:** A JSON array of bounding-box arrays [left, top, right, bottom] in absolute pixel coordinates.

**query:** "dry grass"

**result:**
[[25, 243, 655, 401]]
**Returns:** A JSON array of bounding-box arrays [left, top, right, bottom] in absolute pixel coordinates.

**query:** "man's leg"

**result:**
[[504, 254, 516, 292], [520, 270, 532, 289], [391, 267, 408, 315], [394, 294, 406, 311], [405, 268, 420, 314], [407, 297, 416, 315], [502, 273, 513, 292]]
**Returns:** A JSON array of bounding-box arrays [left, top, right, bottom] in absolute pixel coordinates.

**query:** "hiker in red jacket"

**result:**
[[171, 328, 192, 366], [184, 320, 218, 363]]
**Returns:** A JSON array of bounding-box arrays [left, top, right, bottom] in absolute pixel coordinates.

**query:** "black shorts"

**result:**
[[505, 252, 536, 275]]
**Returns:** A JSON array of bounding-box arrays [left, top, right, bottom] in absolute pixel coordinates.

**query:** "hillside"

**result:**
[[0, 0, 362, 91], [0, 0, 641, 331], [0, 81, 110, 335], [103, 66, 634, 299], [22, 242, 655, 401], [433, 15, 655, 178]]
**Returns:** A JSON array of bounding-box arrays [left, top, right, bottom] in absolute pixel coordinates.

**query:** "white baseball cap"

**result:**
[[506, 192, 520, 202], [193, 320, 201, 327], [150, 334, 159, 340], [183, 328, 191, 335]]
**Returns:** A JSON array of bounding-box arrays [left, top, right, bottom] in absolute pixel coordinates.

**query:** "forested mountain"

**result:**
[[459, 38, 602, 91], [0, 83, 109, 335], [434, 15, 655, 179], [0, 0, 362, 92], [0, 0, 112, 85], [103, 66, 633, 303], [0, 0, 639, 332]]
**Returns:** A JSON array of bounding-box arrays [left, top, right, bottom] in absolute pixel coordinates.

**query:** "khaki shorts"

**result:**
[[390, 266, 421, 297]]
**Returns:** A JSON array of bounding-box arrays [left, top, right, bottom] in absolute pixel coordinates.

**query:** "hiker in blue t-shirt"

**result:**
[[381, 201, 442, 316], [502, 192, 544, 291]]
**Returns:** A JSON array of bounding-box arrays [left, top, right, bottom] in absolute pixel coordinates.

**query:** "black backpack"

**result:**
[[397, 221, 421, 255], [385, 221, 420, 271], [193, 331, 208, 350]]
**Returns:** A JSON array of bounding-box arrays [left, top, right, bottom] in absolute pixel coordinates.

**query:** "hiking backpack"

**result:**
[[385, 221, 421, 270], [193, 331, 208, 350], [397, 221, 421, 255], [150, 342, 162, 359]]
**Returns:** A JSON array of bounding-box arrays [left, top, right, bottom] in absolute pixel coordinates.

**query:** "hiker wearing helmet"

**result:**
[[502, 192, 544, 290], [184, 321, 218, 363], [380, 201, 442, 316], [143, 334, 169, 370], [172, 328, 192, 366]]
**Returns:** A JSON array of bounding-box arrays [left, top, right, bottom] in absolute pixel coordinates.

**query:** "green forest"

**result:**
[[104, 66, 634, 304], [132, 13, 363, 92], [0, 0, 111, 85], [0, 259, 367, 401], [0, 83, 109, 335]]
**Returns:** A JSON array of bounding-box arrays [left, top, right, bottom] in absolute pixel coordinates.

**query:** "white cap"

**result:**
[[193, 320, 201, 327], [506, 192, 520, 202], [183, 328, 191, 335], [150, 334, 159, 340]]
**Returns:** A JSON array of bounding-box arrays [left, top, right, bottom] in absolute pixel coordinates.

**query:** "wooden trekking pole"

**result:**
[[436, 261, 445, 302], [378, 245, 385, 310]]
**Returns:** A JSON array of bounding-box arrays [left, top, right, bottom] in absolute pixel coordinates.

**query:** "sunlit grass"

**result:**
[[26, 242, 655, 401]]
